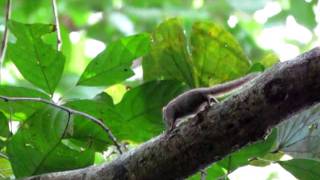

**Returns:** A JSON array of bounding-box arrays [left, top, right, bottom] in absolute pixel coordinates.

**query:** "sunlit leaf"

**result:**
[[259, 53, 279, 68], [105, 84, 127, 104], [0, 157, 13, 178], [191, 21, 250, 86], [7, 20, 65, 95], [143, 18, 195, 87], [275, 103, 320, 160], [280, 159, 320, 180], [77, 33, 151, 86]]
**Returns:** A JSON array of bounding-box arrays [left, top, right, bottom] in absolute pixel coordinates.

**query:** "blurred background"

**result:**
[[0, 0, 319, 179]]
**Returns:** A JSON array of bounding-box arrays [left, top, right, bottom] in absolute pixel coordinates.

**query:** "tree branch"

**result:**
[[0, 0, 11, 83], [24, 48, 320, 180], [0, 96, 122, 154]]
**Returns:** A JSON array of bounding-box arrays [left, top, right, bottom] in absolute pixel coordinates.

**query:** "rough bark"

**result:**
[[25, 48, 320, 180]]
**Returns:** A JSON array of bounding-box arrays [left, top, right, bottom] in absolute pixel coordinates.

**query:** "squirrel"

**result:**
[[162, 73, 259, 131]]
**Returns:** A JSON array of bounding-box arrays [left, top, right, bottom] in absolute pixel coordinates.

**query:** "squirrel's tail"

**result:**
[[204, 72, 261, 95]]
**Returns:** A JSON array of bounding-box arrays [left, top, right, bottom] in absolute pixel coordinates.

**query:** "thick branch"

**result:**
[[25, 48, 320, 180]]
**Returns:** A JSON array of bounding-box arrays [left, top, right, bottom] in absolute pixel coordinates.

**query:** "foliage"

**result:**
[[0, 0, 319, 179]]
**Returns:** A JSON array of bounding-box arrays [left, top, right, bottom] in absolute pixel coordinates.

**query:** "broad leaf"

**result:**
[[191, 21, 250, 86], [143, 18, 195, 87], [280, 159, 320, 180], [7, 20, 65, 95], [0, 86, 50, 120], [7, 106, 69, 178], [34, 143, 94, 174], [217, 129, 276, 172], [275, 103, 320, 160], [115, 80, 187, 142], [77, 33, 151, 86], [0, 157, 13, 178], [64, 93, 124, 151]]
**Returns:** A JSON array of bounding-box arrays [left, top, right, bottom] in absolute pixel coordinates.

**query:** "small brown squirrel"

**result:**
[[162, 73, 259, 131]]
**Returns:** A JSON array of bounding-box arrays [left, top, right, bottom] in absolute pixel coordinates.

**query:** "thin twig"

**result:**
[[0, 0, 11, 83], [51, 0, 62, 51], [0, 95, 123, 154]]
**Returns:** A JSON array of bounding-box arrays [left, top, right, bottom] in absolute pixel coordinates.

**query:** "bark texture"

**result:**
[[25, 48, 320, 180]]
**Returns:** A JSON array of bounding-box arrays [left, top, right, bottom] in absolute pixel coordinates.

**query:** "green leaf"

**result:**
[[218, 129, 277, 172], [34, 143, 94, 174], [64, 93, 124, 151], [0, 112, 9, 138], [275, 103, 320, 160], [143, 18, 195, 87], [7, 20, 65, 94], [280, 159, 320, 180], [115, 80, 187, 142], [105, 84, 127, 104], [188, 164, 226, 180], [77, 33, 151, 86], [0, 157, 13, 178], [7, 106, 69, 178], [289, 0, 317, 29], [191, 21, 250, 86], [0, 86, 50, 121], [248, 62, 265, 73], [267, 1, 316, 30], [0, 140, 6, 150], [250, 151, 284, 167], [259, 53, 279, 68]]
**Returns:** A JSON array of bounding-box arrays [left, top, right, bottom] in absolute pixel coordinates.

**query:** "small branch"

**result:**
[[0, 96, 123, 154], [51, 0, 62, 51], [0, 0, 12, 83]]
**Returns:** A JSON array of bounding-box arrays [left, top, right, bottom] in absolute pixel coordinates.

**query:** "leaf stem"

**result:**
[[0, 95, 123, 154], [0, 0, 12, 84]]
